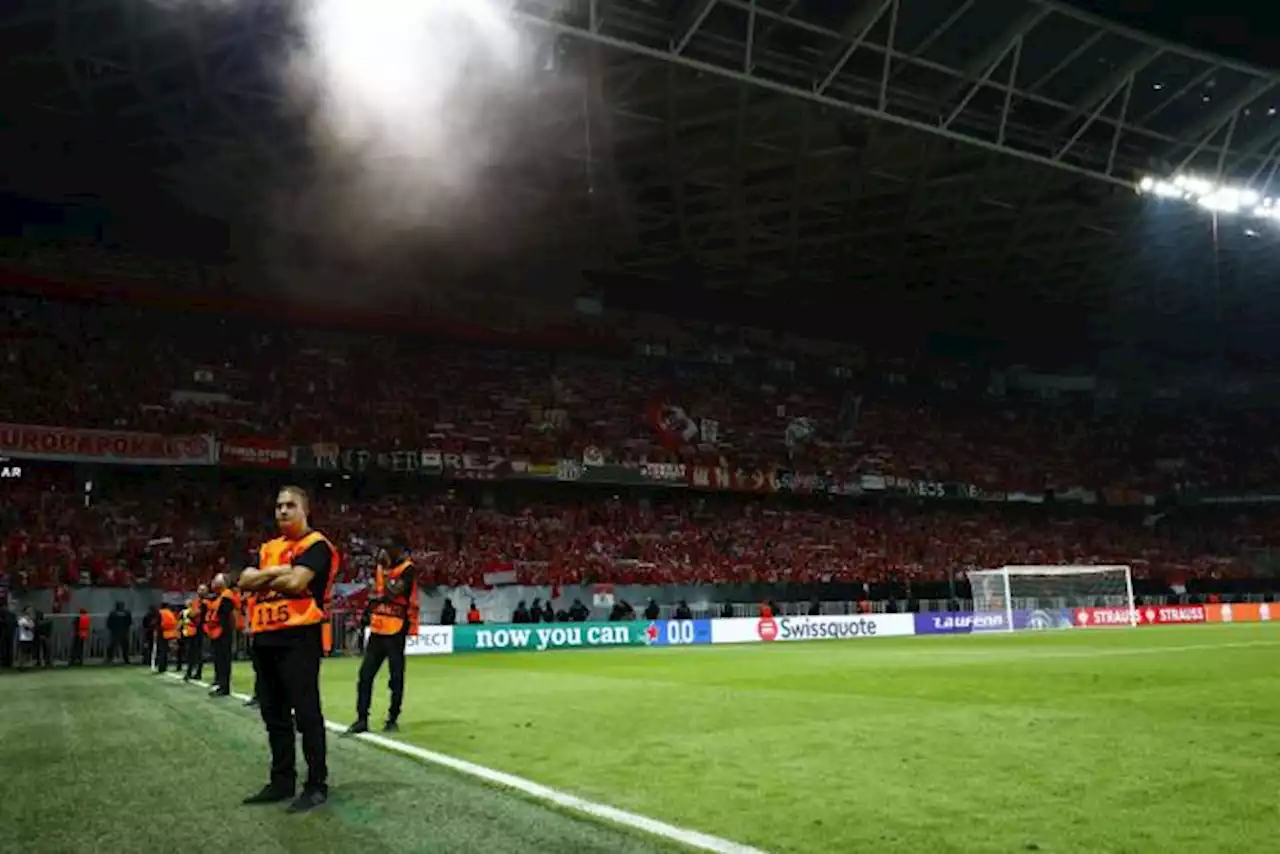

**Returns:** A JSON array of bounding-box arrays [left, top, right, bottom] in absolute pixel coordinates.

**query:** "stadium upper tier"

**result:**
[[1, 288, 1278, 499]]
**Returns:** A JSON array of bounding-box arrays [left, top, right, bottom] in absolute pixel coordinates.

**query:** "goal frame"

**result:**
[[969, 564, 1136, 632]]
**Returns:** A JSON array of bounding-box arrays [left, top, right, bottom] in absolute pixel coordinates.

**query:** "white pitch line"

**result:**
[[160, 671, 767, 854]]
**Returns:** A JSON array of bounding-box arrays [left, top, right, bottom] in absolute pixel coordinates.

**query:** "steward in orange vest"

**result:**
[[70, 609, 90, 666], [205, 574, 238, 697], [237, 485, 339, 812], [184, 586, 209, 682], [347, 543, 417, 735], [155, 606, 179, 673]]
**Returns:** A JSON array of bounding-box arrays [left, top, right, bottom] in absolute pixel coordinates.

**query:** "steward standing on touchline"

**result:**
[[237, 485, 339, 814], [347, 540, 417, 735]]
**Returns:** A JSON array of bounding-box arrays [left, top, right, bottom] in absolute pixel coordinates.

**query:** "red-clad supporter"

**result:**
[[5, 288, 1280, 496], [0, 476, 1262, 594], [2, 249, 1280, 601]]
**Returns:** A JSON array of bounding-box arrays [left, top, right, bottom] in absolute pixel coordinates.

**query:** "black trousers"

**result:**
[[104, 633, 128, 665], [356, 632, 407, 722], [212, 636, 232, 693], [185, 635, 204, 679], [252, 632, 327, 794], [70, 636, 85, 665], [155, 637, 171, 672]]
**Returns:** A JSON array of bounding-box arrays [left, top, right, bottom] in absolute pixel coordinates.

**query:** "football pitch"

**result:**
[[2, 624, 1278, 854]]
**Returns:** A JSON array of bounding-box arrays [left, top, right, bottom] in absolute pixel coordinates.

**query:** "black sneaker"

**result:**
[[383, 720, 399, 733], [345, 719, 368, 735], [209, 690, 230, 698], [242, 785, 294, 805], [287, 789, 327, 814]]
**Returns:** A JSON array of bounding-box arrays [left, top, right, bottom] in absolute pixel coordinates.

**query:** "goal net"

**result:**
[[966, 565, 1135, 632]]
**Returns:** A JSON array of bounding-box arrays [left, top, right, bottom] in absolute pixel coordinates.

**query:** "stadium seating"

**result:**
[[5, 288, 1280, 496], [0, 474, 1265, 594], [2, 249, 1278, 598]]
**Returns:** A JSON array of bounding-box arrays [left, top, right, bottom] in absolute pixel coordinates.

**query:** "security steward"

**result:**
[[242, 589, 260, 708], [347, 542, 417, 735], [184, 585, 209, 682], [156, 604, 179, 672], [237, 486, 339, 813], [178, 601, 198, 673], [205, 574, 238, 697]]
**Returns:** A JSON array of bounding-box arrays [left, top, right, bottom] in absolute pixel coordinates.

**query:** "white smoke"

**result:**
[[274, 0, 581, 258], [141, 0, 593, 296]]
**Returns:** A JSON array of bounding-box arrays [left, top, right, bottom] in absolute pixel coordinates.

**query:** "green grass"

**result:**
[[4, 624, 1279, 853]]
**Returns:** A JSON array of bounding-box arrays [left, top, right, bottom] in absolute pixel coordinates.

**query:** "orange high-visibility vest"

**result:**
[[229, 589, 244, 632], [203, 590, 235, 640], [249, 531, 339, 635], [322, 620, 333, 654], [369, 560, 418, 636], [76, 613, 90, 640], [181, 609, 198, 638], [161, 609, 179, 641]]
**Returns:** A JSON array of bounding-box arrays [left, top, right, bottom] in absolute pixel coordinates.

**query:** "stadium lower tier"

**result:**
[[0, 466, 1273, 598]]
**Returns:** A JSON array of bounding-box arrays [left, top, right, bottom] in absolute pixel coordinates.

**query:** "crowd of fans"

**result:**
[[0, 472, 1269, 595], [3, 292, 1280, 498], [3, 254, 1280, 598]]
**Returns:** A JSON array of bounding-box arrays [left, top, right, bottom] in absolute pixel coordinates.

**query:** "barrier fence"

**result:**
[[2, 601, 1274, 668]]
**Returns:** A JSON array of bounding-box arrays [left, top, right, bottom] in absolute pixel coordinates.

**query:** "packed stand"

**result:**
[[6, 283, 1280, 498], [0, 473, 1259, 595]]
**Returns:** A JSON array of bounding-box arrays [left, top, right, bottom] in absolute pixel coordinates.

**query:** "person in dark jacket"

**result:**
[[439, 598, 456, 625], [540, 601, 553, 624], [512, 601, 531, 623], [674, 600, 693, 620], [105, 602, 132, 665], [643, 599, 660, 620], [35, 610, 53, 667], [142, 605, 159, 667]]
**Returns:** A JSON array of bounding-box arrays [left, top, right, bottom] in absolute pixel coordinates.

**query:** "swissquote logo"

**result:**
[[757, 616, 779, 642]]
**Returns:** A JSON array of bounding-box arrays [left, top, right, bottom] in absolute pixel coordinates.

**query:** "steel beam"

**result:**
[[878, 0, 897, 111], [1165, 77, 1274, 161], [1055, 73, 1130, 161], [672, 0, 718, 55], [1133, 66, 1216, 127], [1026, 29, 1102, 94], [894, 0, 975, 75], [1050, 45, 1160, 137], [941, 35, 1020, 131], [1213, 111, 1240, 181], [812, 0, 893, 97], [997, 36, 1022, 145], [939, 7, 1047, 103], [1106, 74, 1134, 176], [514, 10, 1141, 191], [1031, 0, 1280, 88], [1174, 110, 1241, 175]]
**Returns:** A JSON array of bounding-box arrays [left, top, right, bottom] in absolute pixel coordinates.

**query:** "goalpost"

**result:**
[[966, 565, 1136, 632]]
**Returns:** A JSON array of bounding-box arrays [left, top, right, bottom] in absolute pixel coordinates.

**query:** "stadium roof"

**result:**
[[4, 0, 1280, 353]]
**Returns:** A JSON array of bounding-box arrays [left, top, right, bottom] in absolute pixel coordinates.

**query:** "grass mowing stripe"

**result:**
[[164, 672, 769, 854]]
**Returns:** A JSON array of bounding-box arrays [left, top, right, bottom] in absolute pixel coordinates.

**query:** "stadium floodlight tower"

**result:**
[[966, 565, 1136, 632]]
